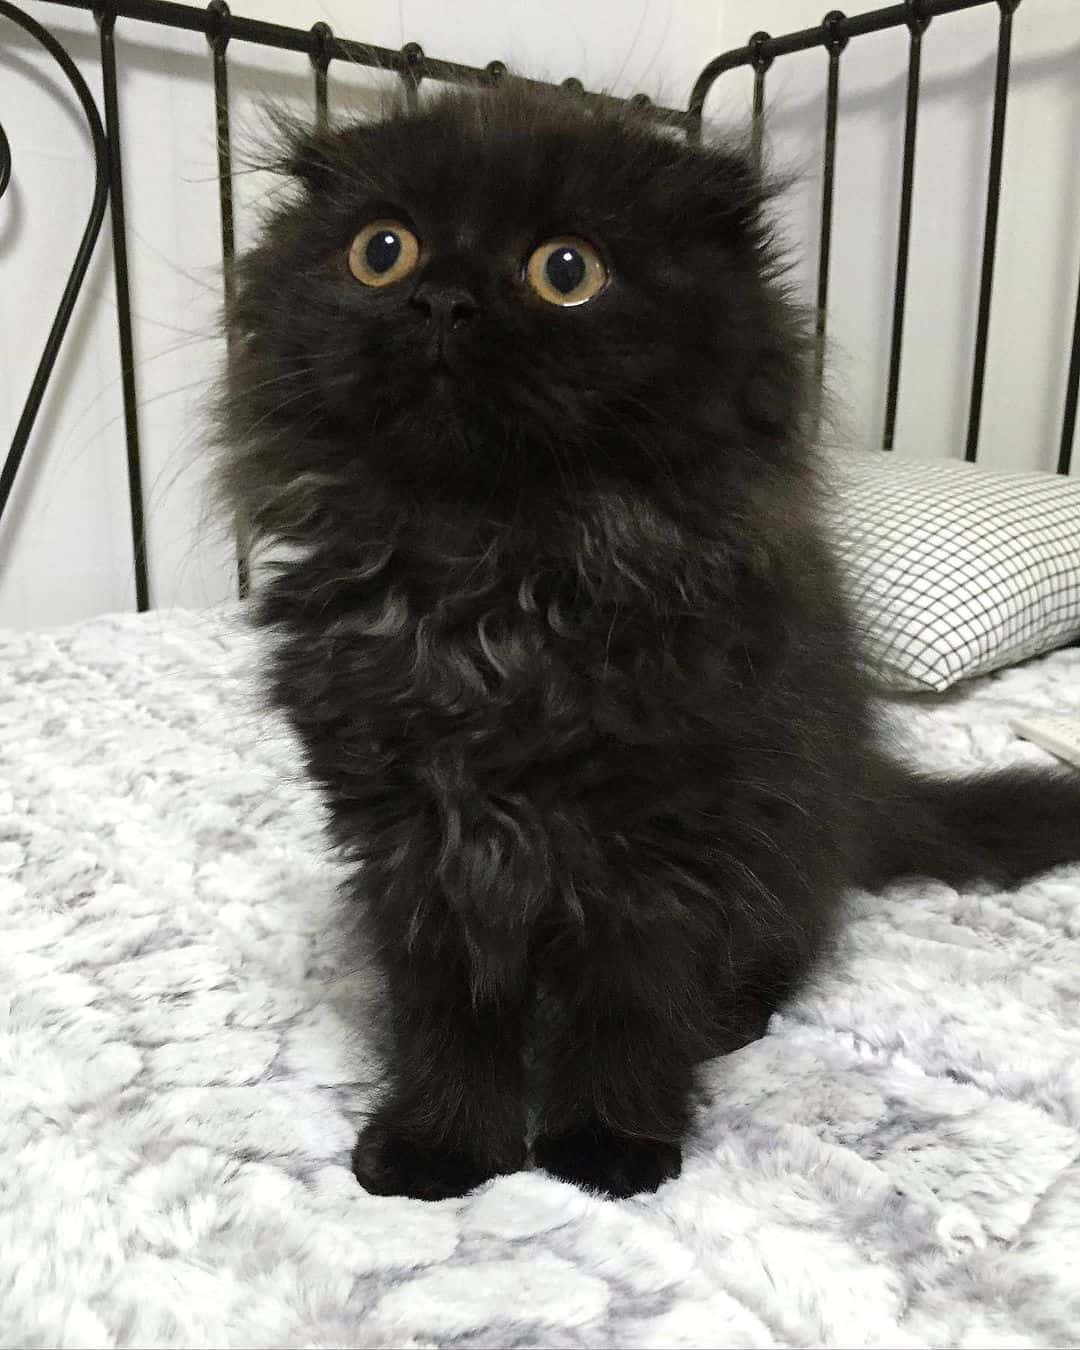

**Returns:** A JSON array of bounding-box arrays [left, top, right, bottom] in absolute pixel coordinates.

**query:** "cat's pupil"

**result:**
[[366, 231, 402, 274], [545, 247, 585, 294]]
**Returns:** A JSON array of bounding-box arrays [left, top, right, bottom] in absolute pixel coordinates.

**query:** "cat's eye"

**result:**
[[348, 220, 421, 287], [525, 238, 608, 307]]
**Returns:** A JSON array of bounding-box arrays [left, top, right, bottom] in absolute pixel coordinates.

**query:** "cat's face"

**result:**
[[224, 85, 802, 531]]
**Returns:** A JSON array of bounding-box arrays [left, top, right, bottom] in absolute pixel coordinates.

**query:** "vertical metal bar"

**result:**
[[815, 12, 849, 391], [97, 7, 149, 611], [310, 21, 331, 130], [1059, 259, 1080, 475], [314, 66, 327, 130], [207, 0, 248, 598], [401, 41, 424, 112], [964, 0, 1019, 463], [882, 1, 931, 451], [751, 71, 765, 169], [748, 32, 773, 175], [208, 3, 234, 322]]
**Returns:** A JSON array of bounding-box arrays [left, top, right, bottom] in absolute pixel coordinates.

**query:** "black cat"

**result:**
[[216, 83, 1080, 1201]]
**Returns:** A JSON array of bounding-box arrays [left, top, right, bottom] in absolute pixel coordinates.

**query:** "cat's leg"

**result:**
[[533, 924, 703, 1199], [352, 923, 528, 1201]]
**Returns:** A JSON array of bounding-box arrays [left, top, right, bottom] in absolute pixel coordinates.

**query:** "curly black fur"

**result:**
[[216, 84, 1080, 1201]]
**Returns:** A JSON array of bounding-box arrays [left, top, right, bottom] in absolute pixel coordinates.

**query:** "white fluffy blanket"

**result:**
[[2, 607, 1079, 1348]]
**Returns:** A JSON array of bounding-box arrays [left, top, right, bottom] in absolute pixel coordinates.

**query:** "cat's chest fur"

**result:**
[[257, 499, 716, 759], [256, 517, 710, 955], [254, 501, 740, 880], [264, 536, 570, 726]]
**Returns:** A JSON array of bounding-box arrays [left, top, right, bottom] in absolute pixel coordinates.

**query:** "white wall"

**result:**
[[1, 0, 1077, 629]]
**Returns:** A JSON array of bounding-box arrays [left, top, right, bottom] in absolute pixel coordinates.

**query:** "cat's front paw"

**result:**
[[352, 1121, 507, 1201], [534, 1120, 682, 1198]]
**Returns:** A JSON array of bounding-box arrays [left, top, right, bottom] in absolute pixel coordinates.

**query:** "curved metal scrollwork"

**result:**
[[0, 0, 110, 524], [0, 119, 10, 200]]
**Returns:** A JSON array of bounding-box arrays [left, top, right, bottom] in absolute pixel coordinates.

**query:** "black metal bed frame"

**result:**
[[1, 0, 1077, 614]]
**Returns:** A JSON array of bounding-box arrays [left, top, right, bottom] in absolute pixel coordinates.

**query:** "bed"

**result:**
[[2, 606, 1078, 1345], [2, 0, 1080, 1346]]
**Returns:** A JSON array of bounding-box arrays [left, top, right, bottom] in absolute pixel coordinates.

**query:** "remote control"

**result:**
[[1011, 716, 1080, 771]]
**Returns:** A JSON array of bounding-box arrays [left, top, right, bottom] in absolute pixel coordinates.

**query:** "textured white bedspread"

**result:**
[[1, 607, 1078, 1348]]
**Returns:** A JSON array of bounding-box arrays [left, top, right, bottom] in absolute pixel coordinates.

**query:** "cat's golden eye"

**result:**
[[525, 237, 608, 306], [348, 220, 421, 287]]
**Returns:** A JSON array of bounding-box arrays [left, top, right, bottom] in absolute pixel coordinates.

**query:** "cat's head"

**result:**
[[220, 83, 806, 542]]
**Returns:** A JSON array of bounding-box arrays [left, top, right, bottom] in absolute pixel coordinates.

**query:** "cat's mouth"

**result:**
[[424, 346, 464, 384], [421, 329, 465, 380], [411, 354, 462, 407]]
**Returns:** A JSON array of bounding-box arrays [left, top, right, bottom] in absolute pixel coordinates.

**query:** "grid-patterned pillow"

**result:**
[[823, 451, 1080, 693]]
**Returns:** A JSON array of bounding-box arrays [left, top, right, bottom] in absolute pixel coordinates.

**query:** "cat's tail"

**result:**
[[862, 762, 1080, 889]]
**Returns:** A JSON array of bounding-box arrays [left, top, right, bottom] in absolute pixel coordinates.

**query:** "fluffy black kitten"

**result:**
[[217, 84, 1080, 1201]]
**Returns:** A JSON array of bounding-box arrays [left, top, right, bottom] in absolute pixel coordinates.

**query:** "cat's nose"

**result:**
[[409, 281, 478, 330]]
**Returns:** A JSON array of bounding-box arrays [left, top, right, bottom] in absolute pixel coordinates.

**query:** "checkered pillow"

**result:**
[[823, 451, 1080, 693]]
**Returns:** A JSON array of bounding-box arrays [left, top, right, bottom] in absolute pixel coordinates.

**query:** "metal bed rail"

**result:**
[[1, 0, 1077, 616], [688, 0, 1077, 476]]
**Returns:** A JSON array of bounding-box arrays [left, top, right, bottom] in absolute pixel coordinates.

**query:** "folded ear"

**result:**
[[261, 106, 379, 194], [285, 124, 349, 193], [669, 137, 792, 260]]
